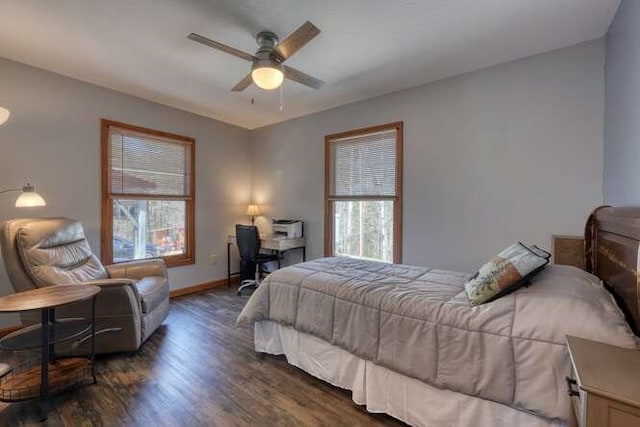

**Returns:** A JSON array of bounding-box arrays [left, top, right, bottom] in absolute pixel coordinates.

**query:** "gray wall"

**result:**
[[250, 40, 605, 272], [0, 37, 608, 327], [604, 0, 640, 204], [0, 58, 251, 326]]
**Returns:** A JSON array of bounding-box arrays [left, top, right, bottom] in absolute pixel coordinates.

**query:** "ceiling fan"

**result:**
[[188, 21, 324, 92]]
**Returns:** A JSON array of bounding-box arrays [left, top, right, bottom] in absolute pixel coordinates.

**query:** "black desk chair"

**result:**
[[236, 224, 279, 295]]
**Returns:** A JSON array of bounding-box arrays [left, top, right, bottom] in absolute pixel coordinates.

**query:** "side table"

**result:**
[[566, 335, 640, 426], [0, 284, 100, 421]]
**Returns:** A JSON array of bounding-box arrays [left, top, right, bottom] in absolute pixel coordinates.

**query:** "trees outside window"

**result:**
[[325, 122, 403, 263], [101, 119, 195, 267]]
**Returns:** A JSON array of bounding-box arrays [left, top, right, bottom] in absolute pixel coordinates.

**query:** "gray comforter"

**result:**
[[238, 257, 638, 420]]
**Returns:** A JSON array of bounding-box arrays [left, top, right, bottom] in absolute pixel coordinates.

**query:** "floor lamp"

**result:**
[[0, 183, 46, 207]]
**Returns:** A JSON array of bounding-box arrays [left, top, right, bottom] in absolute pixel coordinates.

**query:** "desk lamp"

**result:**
[[246, 204, 260, 225]]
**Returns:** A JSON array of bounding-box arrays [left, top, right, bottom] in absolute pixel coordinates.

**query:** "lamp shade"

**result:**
[[246, 204, 261, 216], [0, 106, 10, 125], [251, 62, 284, 90], [15, 184, 46, 207]]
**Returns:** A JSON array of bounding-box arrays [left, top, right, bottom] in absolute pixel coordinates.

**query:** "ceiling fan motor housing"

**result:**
[[256, 31, 279, 50], [253, 31, 283, 70]]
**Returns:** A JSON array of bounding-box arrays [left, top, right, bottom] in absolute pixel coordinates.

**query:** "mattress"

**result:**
[[255, 320, 566, 427], [239, 257, 638, 420]]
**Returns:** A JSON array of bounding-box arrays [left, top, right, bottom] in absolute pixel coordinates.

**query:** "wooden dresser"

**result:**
[[566, 336, 640, 427]]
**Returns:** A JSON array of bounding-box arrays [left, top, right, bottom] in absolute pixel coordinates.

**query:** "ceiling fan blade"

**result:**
[[188, 33, 256, 62], [274, 21, 321, 61], [284, 65, 324, 89], [231, 73, 253, 92]]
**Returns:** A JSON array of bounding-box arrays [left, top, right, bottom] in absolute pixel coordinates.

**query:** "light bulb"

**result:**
[[0, 107, 10, 125], [251, 66, 284, 90]]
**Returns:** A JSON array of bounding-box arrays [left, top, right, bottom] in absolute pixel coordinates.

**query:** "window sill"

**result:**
[[106, 255, 194, 268], [164, 256, 195, 268]]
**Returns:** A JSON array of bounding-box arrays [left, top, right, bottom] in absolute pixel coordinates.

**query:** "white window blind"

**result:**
[[108, 127, 192, 197], [329, 129, 397, 197]]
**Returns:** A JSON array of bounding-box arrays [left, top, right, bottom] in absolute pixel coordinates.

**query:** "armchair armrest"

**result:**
[[83, 278, 136, 287], [105, 259, 167, 281], [82, 278, 140, 301], [55, 278, 143, 353], [56, 278, 142, 320]]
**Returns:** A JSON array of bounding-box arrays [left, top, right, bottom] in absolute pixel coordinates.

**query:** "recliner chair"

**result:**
[[0, 218, 169, 354]]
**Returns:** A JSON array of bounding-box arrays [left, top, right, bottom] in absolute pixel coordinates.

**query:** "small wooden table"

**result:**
[[0, 285, 100, 421], [566, 336, 640, 427]]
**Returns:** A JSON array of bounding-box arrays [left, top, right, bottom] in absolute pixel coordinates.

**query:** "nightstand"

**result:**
[[566, 336, 640, 427]]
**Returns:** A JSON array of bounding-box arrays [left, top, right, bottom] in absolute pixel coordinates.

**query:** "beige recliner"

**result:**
[[0, 218, 169, 354]]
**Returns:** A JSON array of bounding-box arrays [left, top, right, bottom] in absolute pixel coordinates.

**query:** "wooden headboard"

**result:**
[[585, 206, 640, 336]]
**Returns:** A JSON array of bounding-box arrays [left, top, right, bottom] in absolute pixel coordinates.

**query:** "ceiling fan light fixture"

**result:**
[[188, 21, 323, 92], [251, 60, 284, 90]]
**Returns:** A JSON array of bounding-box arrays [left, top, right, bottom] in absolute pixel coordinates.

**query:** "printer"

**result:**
[[271, 219, 303, 239]]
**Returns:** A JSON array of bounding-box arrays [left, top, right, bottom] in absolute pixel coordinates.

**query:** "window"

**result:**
[[325, 122, 403, 263], [101, 119, 195, 267]]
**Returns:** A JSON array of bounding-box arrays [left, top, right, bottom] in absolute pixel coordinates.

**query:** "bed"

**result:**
[[237, 206, 640, 427]]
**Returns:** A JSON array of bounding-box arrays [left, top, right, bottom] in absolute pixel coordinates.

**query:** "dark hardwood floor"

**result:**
[[0, 286, 405, 426]]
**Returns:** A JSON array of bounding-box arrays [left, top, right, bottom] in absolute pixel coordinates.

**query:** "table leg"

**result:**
[[91, 295, 97, 384], [40, 308, 50, 421], [277, 251, 281, 269], [48, 308, 56, 361], [302, 247, 306, 262], [227, 242, 231, 287]]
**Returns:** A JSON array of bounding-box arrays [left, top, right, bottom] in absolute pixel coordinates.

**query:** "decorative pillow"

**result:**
[[527, 244, 551, 260], [465, 242, 550, 306]]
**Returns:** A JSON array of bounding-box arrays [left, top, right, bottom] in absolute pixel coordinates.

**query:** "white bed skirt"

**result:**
[[255, 321, 567, 427]]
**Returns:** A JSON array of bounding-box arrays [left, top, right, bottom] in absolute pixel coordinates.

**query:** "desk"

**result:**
[[227, 235, 306, 286]]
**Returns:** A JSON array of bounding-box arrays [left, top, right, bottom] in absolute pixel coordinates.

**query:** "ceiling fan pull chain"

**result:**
[[279, 83, 284, 112]]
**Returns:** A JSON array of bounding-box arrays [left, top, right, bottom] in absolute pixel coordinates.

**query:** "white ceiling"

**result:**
[[0, 0, 620, 129]]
